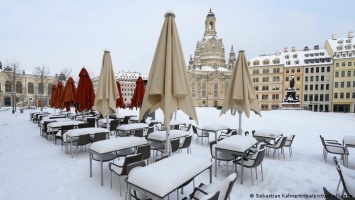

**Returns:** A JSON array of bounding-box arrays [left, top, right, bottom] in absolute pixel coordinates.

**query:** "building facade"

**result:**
[[325, 32, 355, 112], [188, 9, 236, 107], [0, 69, 58, 108]]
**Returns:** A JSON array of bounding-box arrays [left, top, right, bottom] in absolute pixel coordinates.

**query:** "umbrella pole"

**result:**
[[164, 121, 171, 156], [106, 116, 110, 130], [237, 106, 243, 135]]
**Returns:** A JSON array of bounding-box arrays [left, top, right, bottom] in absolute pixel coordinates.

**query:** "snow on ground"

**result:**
[[0, 107, 354, 200]]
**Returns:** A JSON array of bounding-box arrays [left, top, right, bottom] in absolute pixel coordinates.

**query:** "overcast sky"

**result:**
[[1, 0, 354, 78]]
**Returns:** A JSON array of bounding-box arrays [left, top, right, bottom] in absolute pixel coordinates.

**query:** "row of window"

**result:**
[[335, 70, 355, 77], [334, 81, 355, 88], [4, 81, 51, 95], [335, 62, 355, 67], [303, 94, 330, 102], [254, 85, 281, 91], [304, 75, 327, 82], [305, 66, 331, 73], [334, 92, 355, 99], [252, 76, 281, 82], [304, 84, 330, 91], [252, 68, 281, 74]]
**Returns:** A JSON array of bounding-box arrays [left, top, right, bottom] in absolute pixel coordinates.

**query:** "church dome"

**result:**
[[207, 9, 215, 18]]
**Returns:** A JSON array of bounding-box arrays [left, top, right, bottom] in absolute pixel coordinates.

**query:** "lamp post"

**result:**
[[12, 91, 16, 114]]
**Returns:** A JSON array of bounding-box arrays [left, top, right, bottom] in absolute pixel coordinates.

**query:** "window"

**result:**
[[5, 81, 12, 92], [334, 93, 338, 99], [335, 72, 339, 77], [321, 67, 325, 72], [353, 93, 355, 99], [320, 84, 324, 90], [353, 81, 355, 87], [285, 55, 289, 59], [293, 54, 297, 58], [316, 76, 319, 81], [325, 94, 329, 101], [327, 66, 330, 72], [291, 69, 295, 73], [320, 94, 324, 101], [263, 60, 269, 65], [346, 93, 350, 99], [347, 81, 351, 88], [326, 84, 329, 90], [335, 82, 338, 88], [341, 82, 344, 88], [305, 68, 309, 73], [316, 67, 319, 73], [191, 82, 195, 97], [310, 85, 313, 90], [341, 71, 345, 77], [305, 76, 308, 82], [309, 94, 313, 101], [311, 68, 314, 73], [286, 77, 289, 81], [336, 63, 339, 67], [28, 82, 34, 94], [253, 61, 259, 65], [315, 84, 318, 90], [38, 83, 44, 94], [304, 94, 308, 101], [304, 85, 308, 90], [224, 82, 229, 95], [48, 84, 52, 95], [201, 82, 206, 97], [214, 82, 218, 97], [314, 94, 318, 101], [347, 71, 351, 77], [310, 76, 314, 81], [348, 62, 352, 66], [340, 93, 344, 99], [321, 76, 324, 81], [16, 81, 22, 93], [286, 69, 289, 73], [342, 62, 345, 67], [297, 68, 300, 72], [297, 77, 300, 81], [294, 60, 299, 64]]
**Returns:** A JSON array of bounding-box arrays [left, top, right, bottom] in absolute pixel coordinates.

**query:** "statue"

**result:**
[[290, 75, 295, 89]]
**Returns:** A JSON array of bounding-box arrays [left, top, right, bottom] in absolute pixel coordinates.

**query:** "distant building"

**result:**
[[188, 9, 236, 107]]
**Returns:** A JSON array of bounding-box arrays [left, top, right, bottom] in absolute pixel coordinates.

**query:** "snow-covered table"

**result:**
[[147, 130, 189, 142], [116, 123, 148, 137], [343, 136, 355, 166], [127, 154, 212, 199], [39, 118, 71, 137], [89, 137, 148, 186], [199, 124, 230, 142], [64, 127, 109, 157], [253, 129, 283, 159], [215, 135, 257, 184], [47, 121, 85, 142]]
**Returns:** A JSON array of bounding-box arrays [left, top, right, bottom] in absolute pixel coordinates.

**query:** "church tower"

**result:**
[[204, 9, 217, 37]]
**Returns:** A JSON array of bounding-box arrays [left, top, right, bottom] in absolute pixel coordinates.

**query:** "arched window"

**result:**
[[224, 82, 229, 95], [5, 81, 12, 92], [214, 82, 218, 97], [48, 84, 53, 95], [254, 86, 259, 91], [272, 94, 276, 99], [16, 81, 22, 93], [209, 21, 214, 30], [276, 94, 279, 99], [38, 83, 44, 94], [253, 60, 259, 65], [28, 82, 34, 94]]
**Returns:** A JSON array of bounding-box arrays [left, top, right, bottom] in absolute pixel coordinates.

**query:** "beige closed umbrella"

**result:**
[[220, 50, 261, 134], [139, 11, 198, 155], [94, 50, 119, 128]]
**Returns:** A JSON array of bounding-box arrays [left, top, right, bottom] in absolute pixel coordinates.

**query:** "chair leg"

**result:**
[[110, 171, 112, 188], [250, 168, 253, 186], [261, 163, 263, 181], [119, 176, 122, 196]]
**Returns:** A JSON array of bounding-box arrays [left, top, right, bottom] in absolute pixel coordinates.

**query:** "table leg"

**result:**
[[71, 139, 73, 158], [241, 153, 244, 184], [90, 152, 92, 177], [209, 166, 212, 183], [215, 148, 217, 177], [101, 156, 103, 186], [273, 139, 276, 159]]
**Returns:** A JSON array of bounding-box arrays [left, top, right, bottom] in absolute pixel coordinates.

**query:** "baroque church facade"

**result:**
[[188, 9, 236, 107]]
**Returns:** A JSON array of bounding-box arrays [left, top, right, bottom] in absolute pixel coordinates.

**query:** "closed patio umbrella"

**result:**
[[55, 81, 64, 109], [50, 85, 57, 108], [139, 12, 198, 155], [94, 50, 119, 127], [129, 76, 145, 110], [116, 81, 125, 109], [63, 77, 76, 112], [220, 50, 261, 134], [76, 67, 95, 112]]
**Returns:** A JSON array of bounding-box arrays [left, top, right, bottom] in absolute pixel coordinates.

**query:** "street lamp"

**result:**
[[12, 91, 16, 114]]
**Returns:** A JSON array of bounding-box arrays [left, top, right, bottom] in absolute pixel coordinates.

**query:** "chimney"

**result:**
[[332, 34, 337, 40], [284, 47, 288, 53], [292, 46, 296, 52], [314, 45, 319, 50], [348, 31, 353, 38]]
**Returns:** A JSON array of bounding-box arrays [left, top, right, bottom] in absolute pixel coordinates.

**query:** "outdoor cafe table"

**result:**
[[127, 154, 212, 200], [253, 129, 283, 159], [97, 118, 114, 127], [89, 137, 148, 186], [199, 124, 230, 142], [116, 123, 148, 137], [47, 120, 85, 141], [63, 127, 110, 158], [39, 118, 71, 136], [129, 116, 139, 123], [147, 130, 189, 142], [215, 135, 257, 184]]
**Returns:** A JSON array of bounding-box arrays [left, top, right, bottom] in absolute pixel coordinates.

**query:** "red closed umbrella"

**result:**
[[55, 81, 64, 109], [116, 81, 125, 109], [63, 77, 77, 112], [129, 76, 145, 110], [76, 67, 95, 112], [50, 85, 57, 108]]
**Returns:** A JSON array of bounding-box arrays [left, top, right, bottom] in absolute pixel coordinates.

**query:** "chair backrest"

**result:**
[[126, 160, 146, 175], [173, 125, 180, 130], [61, 125, 75, 136], [244, 131, 249, 136], [147, 126, 154, 135], [252, 143, 266, 168], [333, 157, 355, 197], [92, 132, 106, 143], [181, 135, 192, 149], [284, 134, 295, 147], [221, 173, 237, 200], [209, 140, 217, 159], [87, 118, 96, 127], [192, 125, 198, 134], [123, 116, 130, 125], [230, 130, 238, 136], [77, 134, 91, 145], [275, 137, 287, 148], [78, 123, 88, 129], [121, 154, 142, 175], [136, 144, 150, 160], [171, 139, 180, 153], [134, 129, 144, 137], [109, 120, 119, 131]]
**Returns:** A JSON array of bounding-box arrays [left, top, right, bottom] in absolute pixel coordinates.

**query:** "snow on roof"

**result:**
[[326, 35, 355, 55]]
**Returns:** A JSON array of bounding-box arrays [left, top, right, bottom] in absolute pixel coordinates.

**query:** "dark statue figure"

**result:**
[[290, 75, 295, 88]]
